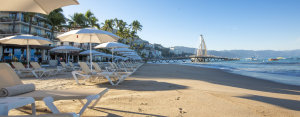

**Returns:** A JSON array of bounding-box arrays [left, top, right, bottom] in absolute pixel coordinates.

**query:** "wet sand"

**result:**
[[11, 64, 300, 117]]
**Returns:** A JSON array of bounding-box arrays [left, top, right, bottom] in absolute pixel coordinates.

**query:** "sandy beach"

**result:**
[[11, 64, 300, 117]]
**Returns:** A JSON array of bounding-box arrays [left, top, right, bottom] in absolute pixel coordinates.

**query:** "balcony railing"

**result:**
[[0, 17, 19, 22], [0, 29, 19, 34]]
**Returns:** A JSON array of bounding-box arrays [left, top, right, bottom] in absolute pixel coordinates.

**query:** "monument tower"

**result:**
[[196, 35, 207, 56]]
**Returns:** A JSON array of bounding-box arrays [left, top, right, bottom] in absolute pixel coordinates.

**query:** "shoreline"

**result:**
[[12, 63, 300, 116], [173, 62, 300, 86]]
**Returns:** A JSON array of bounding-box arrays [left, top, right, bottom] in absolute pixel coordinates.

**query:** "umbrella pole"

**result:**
[[66, 51, 68, 63], [112, 48, 114, 62], [27, 40, 29, 68], [90, 35, 92, 71]]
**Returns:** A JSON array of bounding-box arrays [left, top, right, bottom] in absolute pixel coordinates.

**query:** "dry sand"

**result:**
[[10, 64, 300, 117]]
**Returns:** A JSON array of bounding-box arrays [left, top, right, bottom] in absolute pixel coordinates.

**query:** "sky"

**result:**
[[62, 0, 300, 51]]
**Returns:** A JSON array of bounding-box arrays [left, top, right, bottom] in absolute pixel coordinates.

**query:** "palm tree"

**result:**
[[101, 19, 114, 32], [130, 20, 142, 33], [11, 12, 18, 35], [24, 12, 35, 34], [85, 10, 100, 29], [46, 8, 66, 39], [69, 13, 88, 29]]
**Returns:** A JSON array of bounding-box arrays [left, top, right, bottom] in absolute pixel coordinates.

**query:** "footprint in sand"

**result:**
[[178, 108, 187, 116], [138, 108, 143, 112]]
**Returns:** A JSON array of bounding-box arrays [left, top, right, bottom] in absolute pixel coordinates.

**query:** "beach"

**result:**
[[11, 64, 300, 117]]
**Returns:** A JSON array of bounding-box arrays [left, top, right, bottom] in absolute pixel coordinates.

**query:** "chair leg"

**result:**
[[43, 97, 60, 114], [72, 71, 81, 85], [79, 88, 109, 115], [115, 75, 126, 85], [32, 70, 39, 78], [43, 88, 108, 116], [31, 102, 36, 115], [0, 105, 8, 116], [104, 75, 115, 85]]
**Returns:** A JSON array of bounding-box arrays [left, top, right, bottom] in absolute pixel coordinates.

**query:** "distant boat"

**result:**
[[276, 57, 285, 60], [245, 56, 258, 61], [268, 58, 279, 61]]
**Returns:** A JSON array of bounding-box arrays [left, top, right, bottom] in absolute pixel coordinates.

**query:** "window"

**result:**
[[21, 25, 29, 34], [35, 28, 42, 36], [9, 13, 19, 20]]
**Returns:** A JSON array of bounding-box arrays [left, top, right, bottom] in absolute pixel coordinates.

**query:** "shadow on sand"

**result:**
[[130, 64, 300, 95], [96, 80, 188, 91], [91, 107, 167, 117], [236, 95, 300, 111]]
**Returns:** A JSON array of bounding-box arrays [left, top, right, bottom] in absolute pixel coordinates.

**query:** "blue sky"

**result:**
[[62, 0, 300, 50]]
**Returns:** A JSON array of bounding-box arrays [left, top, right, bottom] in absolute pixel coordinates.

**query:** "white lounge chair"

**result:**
[[60, 62, 73, 72], [0, 63, 108, 116], [30, 62, 58, 78], [69, 62, 80, 70], [72, 62, 118, 85], [11, 62, 38, 78], [93, 62, 128, 85]]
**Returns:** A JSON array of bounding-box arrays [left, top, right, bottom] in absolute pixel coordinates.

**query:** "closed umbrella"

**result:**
[[57, 28, 119, 70], [0, 34, 52, 68], [94, 42, 129, 62], [0, 0, 79, 14], [50, 45, 81, 62]]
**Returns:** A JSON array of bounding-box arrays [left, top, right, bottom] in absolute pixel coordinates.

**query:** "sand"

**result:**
[[10, 64, 300, 117]]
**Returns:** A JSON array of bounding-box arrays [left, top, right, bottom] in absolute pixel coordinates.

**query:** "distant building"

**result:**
[[0, 12, 55, 62]]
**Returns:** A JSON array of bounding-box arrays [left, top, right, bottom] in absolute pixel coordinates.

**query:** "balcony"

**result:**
[[0, 18, 51, 31], [0, 17, 19, 23], [0, 29, 20, 35]]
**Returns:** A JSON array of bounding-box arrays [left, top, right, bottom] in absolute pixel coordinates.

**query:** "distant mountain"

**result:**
[[207, 50, 300, 58]]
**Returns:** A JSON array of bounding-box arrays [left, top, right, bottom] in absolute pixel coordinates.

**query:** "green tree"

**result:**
[[69, 13, 88, 28], [130, 20, 142, 33], [11, 12, 18, 35], [85, 10, 100, 29], [24, 12, 35, 34], [46, 8, 66, 39], [101, 19, 114, 32]]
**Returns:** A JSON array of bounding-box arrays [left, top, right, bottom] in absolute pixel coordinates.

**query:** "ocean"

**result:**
[[153, 58, 300, 86]]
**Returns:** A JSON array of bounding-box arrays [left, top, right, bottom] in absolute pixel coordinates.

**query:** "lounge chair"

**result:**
[[13, 113, 78, 117], [69, 62, 80, 70], [60, 62, 72, 72], [93, 62, 128, 85], [0, 63, 109, 116], [72, 62, 117, 85], [30, 62, 58, 78], [11, 62, 38, 78]]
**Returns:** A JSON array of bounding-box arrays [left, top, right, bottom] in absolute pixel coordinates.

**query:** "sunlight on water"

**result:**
[[150, 58, 300, 86]]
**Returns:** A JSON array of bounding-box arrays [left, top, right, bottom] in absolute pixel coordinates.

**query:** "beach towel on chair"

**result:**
[[0, 83, 35, 97]]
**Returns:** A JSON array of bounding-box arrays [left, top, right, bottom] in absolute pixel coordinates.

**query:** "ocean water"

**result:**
[[153, 58, 300, 86]]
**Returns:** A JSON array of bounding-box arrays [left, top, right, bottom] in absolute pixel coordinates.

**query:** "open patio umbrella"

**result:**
[[0, 34, 52, 68], [57, 28, 119, 70], [94, 42, 129, 62], [50, 45, 81, 62], [0, 0, 79, 14], [79, 50, 104, 55]]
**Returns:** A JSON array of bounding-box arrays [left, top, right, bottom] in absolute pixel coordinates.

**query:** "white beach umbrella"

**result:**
[[57, 28, 119, 70], [50, 45, 81, 62], [94, 42, 129, 61], [79, 50, 104, 55], [0, 0, 79, 14], [0, 34, 52, 68]]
